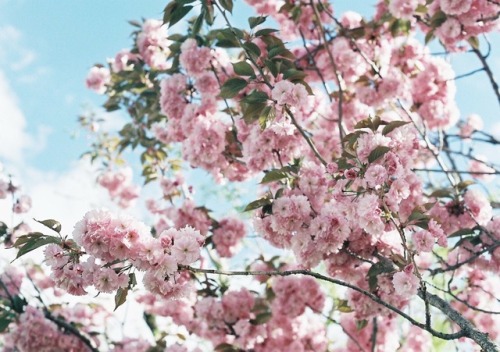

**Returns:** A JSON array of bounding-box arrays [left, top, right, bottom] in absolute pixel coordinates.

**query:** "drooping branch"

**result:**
[[179, 266, 500, 346]]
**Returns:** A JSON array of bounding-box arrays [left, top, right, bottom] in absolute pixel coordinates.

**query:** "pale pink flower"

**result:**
[[171, 235, 200, 265], [13, 194, 31, 214], [393, 265, 419, 297], [413, 230, 435, 252], [94, 267, 121, 293], [388, 0, 420, 20], [272, 80, 308, 107], [0, 178, 8, 199], [439, 0, 473, 15], [85, 66, 110, 94]]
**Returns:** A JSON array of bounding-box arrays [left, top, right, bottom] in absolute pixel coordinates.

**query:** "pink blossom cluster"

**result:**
[[3, 305, 92, 352], [429, 0, 500, 51], [245, 0, 333, 40], [451, 269, 500, 340], [136, 19, 171, 70], [271, 276, 325, 318], [139, 277, 328, 351], [97, 167, 140, 208], [335, 315, 403, 352], [0, 266, 24, 298], [0, 175, 9, 199], [212, 217, 246, 258], [43, 209, 203, 299], [85, 66, 111, 94], [12, 194, 32, 214]]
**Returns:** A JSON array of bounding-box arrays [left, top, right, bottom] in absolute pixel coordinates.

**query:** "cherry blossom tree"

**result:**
[[1, 0, 500, 351]]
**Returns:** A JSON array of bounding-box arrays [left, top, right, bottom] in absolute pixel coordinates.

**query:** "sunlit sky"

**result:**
[[0, 0, 498, 229]]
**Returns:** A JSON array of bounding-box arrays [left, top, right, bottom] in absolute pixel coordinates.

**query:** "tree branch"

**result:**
[[417, 290, 499, 352], [181, 266, 477, 343]]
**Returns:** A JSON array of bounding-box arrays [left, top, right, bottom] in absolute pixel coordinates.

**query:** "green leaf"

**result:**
[[430, 10, 447, 28], [169, 5, 194, 28], [244, 197, 272, 212], [259, 105, 275, 129], [367, 146, 391, 163], [261, 170, 288, 184], [408, 210, 430, 222], [356, 319, 368, 330], [232, 61, 255, 77], [457, 180, 475, 192], [114, 287, 128, 311], [242, 90, 269, 104], [354, 117, 374, 130], [242, 42, 261, 60], [382, 121, 410, 135], [367, 259, 395, 291], [215, 343, 239, 352], [219, 0, 233, 13], [336, 299, 353, 313], [192, 13, 204, 35], [283, 69, 307, 81], [449, 228, 476, 238], [468, 36, 480, 50], [13, 233, 61, 260], [425, 30, 435, 45], [34, 219, 62, 233], [250, 311, 272, 325], [0, 309, 14, 332], [268, 46, 294, 60], [429, 189, 452, 198], [0, 221, 7, 237], [242, 101, 267, 123], [219, 78, 248, 99], [255, 28, 279, 36], [248, 16, 267, 29], [204, 3, 215, 25]]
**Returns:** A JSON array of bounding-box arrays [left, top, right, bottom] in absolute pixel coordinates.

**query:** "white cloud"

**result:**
[[0, 70, 31, 161]]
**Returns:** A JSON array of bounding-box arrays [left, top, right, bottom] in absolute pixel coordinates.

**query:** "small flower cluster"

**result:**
[[3, 305, 92, 352], [139, 275, 327, 351], [97, 167, 140, 208], [44, 209, 203, 299], [136, 19, 171, 70]]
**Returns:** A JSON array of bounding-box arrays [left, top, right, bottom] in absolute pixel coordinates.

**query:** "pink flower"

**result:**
[[111, 49, 137, 72], [171, 226, 203, 265], [413, 230, 435, 252], [212, 217, 246, 258], [439, 0, 473, 15], [13, 194, 31, 214], [459, 113, 483, 138], [0, 177, 9, 199], [85, 66, 110, 94], [179, 38, 212, 78], [388, 0, 421, 20], [171, 236, 200, 265], [393, 265, 419, 297], [94, 267, 122, 293], [272, 80, 308, 107]]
